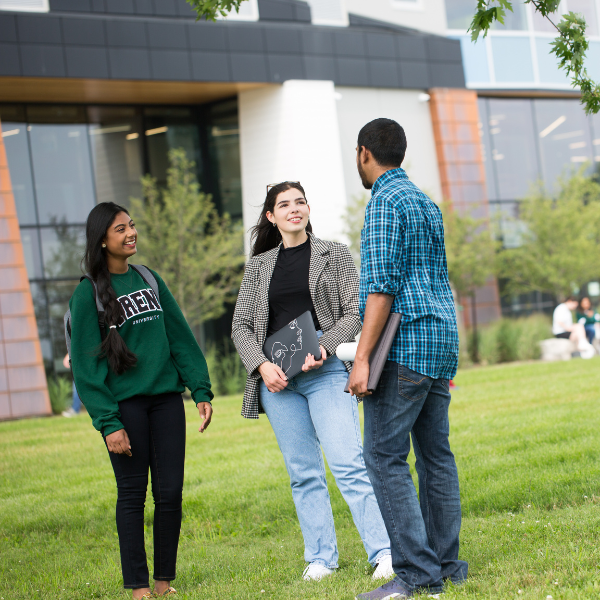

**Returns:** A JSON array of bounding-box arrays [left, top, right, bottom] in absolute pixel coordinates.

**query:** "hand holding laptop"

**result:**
[[302, 346, 327, 372]]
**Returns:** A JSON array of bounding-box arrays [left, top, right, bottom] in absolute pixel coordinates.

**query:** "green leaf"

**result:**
[[186, 0, 247, 21]]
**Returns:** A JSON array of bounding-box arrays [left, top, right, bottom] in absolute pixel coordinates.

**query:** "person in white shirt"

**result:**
[[553, 296, 593, 358]]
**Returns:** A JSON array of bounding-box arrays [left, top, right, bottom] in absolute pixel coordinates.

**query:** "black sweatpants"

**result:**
[[106, 392, 186, 589]]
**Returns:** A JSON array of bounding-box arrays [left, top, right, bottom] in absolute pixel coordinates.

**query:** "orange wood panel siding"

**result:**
[[0, 118, 51, 420], [429, 88, 501, 326]]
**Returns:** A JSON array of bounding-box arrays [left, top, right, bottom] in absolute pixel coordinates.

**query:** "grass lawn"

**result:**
[[1, 358, 600, 600]]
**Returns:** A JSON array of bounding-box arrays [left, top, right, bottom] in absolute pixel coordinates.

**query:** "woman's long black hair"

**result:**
[[83, 202, 137, 375], [250, 182, 312, 257]]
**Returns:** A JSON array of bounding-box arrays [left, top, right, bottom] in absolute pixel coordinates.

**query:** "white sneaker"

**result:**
[[579, 343, 595, 359], [302, 562, 334, 581], [62, 408, 77, 418], [372, 554, 394, 580]]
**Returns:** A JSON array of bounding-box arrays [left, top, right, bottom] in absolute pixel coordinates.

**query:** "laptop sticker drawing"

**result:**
[[263, 311, 320, 380], [271, 319, 303, 374]]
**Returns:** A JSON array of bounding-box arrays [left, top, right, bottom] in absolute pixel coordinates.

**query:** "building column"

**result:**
[[429, 88, 501, 326], [238, 80, 348, 254], [0, 119, 51, 420]]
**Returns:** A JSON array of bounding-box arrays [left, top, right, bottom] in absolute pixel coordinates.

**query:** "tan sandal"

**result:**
[[154, 587, 176, 597], [139, 594, 154, 599]]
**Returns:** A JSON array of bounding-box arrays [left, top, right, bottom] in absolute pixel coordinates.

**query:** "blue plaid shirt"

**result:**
[[359, 168, 459, 380]]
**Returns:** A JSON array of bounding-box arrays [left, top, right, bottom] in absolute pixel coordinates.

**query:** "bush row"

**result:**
[[460, 313, 552, 367]]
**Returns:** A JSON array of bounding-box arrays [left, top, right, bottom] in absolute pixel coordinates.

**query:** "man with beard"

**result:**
[[348, 118, 468, 599]]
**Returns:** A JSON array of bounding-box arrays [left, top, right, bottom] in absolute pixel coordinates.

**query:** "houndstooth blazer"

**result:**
[[232, 233, 361, 419]]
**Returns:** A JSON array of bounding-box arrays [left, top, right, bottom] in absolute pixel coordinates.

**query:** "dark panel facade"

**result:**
[[1, 1, 465, 89]]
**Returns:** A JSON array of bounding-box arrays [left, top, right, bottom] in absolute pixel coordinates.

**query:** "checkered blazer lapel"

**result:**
[[255, 244, 281, 339], [308, 232, 329, 300]]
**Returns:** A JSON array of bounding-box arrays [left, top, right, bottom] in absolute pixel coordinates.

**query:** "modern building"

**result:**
[[0, 0, 597, 419]]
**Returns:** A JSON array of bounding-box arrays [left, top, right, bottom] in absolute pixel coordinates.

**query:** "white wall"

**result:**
[[335, 86, 442, 205], [238, 80, 348, 254], [344, 0, 447, 35]]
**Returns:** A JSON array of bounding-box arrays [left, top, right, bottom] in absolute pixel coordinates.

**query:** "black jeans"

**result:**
[[106, 392, 186, 589]]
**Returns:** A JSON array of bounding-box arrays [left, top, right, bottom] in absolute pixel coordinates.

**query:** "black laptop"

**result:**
[[263, 311, 321, 380]]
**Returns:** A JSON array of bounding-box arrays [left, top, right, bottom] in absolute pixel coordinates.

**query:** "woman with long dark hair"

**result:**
[[232, 182, 392, 582], [69, 202, 213, 599]]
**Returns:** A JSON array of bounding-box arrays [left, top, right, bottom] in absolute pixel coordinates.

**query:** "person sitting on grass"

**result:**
[[232, 182, 393, 583], [69, 202, 214, 600], [553, 296, 594, 358], [576, 296, 599, 346]]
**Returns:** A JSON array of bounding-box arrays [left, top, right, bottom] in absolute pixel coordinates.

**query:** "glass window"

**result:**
[[491, 1, 527, 30], [446, 0, 527, 30], [28, 124, 95, 224], [40, 225, 86, 279], [586, 41, 600, 82], [45, 280, 79, 372], [477, 98, 498, 199], [88, 107, 143, 209], [1, 122, 37, 225], [206, 102, 242, 219], [445, 0, 476, 30], [485, 98, 540, 200], [531, 2, 564, 31], [19, 227, 43, 279], [457, 36, 490, 83], [491, 37, 534, 83], [27, 105, 87, 124], [144, 109, 203, 189], [490, 201, 527, 248], [568, 0, 598, 36], [534, 98, 594, 194], [590, 110, 600, 165], [29, 282, 53, 368], [536, 38, 570, 85]]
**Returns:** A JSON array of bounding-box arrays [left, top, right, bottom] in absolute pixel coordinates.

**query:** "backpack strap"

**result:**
[[130, 265, 160, 302], [81, 274, 107, 340]]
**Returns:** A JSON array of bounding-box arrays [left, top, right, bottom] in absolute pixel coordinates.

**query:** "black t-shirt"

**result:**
[[267, 238, 321, 336]]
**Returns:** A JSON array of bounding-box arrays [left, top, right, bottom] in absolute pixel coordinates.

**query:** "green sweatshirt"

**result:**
[[69, 267, 213, 436]]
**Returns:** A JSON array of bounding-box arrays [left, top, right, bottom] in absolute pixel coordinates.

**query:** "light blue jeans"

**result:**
[[259, 347, 391, 569]]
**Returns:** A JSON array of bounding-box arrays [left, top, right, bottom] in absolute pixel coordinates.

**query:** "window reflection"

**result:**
[[534, 99, 594, 194], [19, 227, 43, 280], [445, 0, 527, 30], [207, 102, 242, 219], [88, 106, 143, 208], [45, 281, 79, 371], [491, 37, 534, 82], [2, 122, 37, 225], [485, 98, 539, 200], [144, 107, 203, 188], [29, 124, 96, 224], [589, 111, 600, 170], [568, 0, 598, 36], [40, 223, 86, 279], [29, 282, 53, 367]]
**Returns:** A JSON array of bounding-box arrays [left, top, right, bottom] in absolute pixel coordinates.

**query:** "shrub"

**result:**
[[47, 376, 72, 414], [470, 314, 552, 365], [204, 342, 246, 397]]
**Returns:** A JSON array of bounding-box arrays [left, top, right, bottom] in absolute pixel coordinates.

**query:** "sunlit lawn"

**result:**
[[1, 358, 600, 599]]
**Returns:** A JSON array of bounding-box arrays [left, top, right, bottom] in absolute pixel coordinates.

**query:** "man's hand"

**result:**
[[302, 345, 327, 372], [258, 362, 288, 393], [348, 359, 372, 398], [106, 429, 132, 456], [350, 293, 394, 398], [198, 402, 213, 433]]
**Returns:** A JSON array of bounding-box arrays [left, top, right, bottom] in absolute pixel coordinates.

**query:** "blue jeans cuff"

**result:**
[[372, 550, 391, 567]]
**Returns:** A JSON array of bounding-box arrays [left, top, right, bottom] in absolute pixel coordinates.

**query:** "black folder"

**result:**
[[344, 313, 402, 393], [263, 311, 321, 380]]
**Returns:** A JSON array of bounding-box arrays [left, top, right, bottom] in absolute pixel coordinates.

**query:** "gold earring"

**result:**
[[102, 243, 106, 248]]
